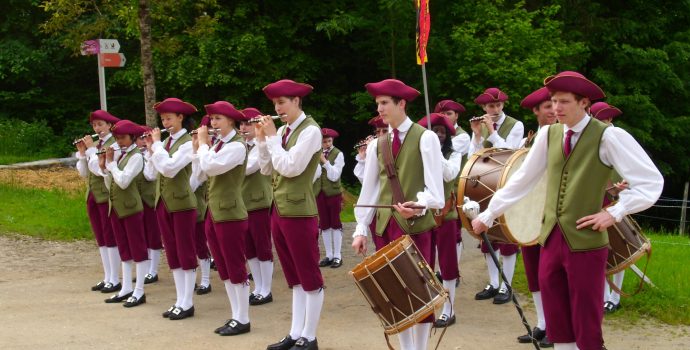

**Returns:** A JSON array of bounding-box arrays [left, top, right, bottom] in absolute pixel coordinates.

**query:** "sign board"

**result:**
[[80, 40, 100, 55], [98, 39, 121, 54], [99, 53, 126, 68]]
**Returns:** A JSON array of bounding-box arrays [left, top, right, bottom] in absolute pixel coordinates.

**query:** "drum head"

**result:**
[[498, 150, 545, 246]]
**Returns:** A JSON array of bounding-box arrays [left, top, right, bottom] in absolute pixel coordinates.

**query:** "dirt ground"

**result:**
[[1, 225, 689, 350]]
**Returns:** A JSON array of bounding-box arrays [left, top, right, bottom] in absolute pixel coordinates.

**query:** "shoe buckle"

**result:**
[[440, 314, 448, 321], [295, 338, 305, 346], [172, 308, 181, 315], [229, 320, 237, 328], [126, 297, 136, 303]]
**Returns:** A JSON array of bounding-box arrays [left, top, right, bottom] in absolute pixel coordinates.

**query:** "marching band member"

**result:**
[[102, 120, 149, 307], [137, 126, 162, 284], [469, 87, 524, 305], [256, 79, 324, 350], [194, 101, 251, 336], [591, 101, 627, 314], [191, 115, 213, 296], [240, 107, 275, 306], [471, 71, 663, 350], [515, 87, 557, 347], [352, 79, 445, 350], [315, 128, 345, 269], [75, 110, 121, 293], [145, 97, 198, 320], [417, 113, 462, 329]]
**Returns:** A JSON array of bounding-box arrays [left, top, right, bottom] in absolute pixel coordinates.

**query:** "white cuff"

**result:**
[[353, 224, 369, 238]]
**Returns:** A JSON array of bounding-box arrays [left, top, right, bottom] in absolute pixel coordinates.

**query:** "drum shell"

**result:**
[[607, 215, 651, 274]]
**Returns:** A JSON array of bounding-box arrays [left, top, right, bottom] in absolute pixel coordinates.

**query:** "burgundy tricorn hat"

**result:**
[[111, 120, 146, 136], [474, 88, 509, 105], [544, 71, 605, 101], [321, 128, 339, 139], [204, 101, 247, 122], [520, 87, 552, 110], [417, 113, 456, 136], [434, 99, 466, 114], [154, 98, 198, 115], [368, 115, 388, 129], [590, 102, 622, 121], [89, 110, 120, 124], [241, 108, 263, 120], [263, 79, 313, 99], [199, 115, 211, 127], [365, 79, 420, 101]]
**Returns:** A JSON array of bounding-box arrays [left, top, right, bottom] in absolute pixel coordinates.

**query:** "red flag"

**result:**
[[416, 0, 430, 65]]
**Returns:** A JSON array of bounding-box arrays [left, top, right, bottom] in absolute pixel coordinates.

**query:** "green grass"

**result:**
[[0, 154, 53, 165], [513, 232, 690, 325], [0, 183, 92, 240]]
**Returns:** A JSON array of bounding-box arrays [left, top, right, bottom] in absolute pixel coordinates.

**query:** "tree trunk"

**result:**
[[138, 0, 157, 127]]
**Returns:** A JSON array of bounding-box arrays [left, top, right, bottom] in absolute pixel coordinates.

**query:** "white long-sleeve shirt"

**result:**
[[452, 124, 471, 156], [468, 113, 524, 155], [245, 140, 261, 176], [76, 133, 115, 178], [150, 128, 193, 178], [105, 144, 143, 189], [189, 157, 205, 192], [442, 150, 463, 182], [258, 112, 322, 178], [354, 154, 366, 183], [197, 129, 247, 177], [353, 117, 446, 237], [142, 150, 158, 182], [322, 147, 345, 182], [477, 115, 664, 227]]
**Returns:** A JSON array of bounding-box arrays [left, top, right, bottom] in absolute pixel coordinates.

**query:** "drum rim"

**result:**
[[350, 235, 413, 280]]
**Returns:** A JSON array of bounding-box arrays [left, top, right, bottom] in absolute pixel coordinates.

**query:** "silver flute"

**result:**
[[189, 128, 221, 135], [72, 133, 100, 145], [248, 114, 286, 124], [139, 127, 172, 139]]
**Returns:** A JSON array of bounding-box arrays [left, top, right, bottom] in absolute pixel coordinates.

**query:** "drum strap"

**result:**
[[606, 253, 651, 297], [379, 135, 406, 205]]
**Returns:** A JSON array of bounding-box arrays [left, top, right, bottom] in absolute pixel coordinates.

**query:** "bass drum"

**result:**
[[457, 148, 546, 245]]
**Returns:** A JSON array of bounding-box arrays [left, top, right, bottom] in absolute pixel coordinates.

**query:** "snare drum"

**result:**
[[458, 148, 546, 245], [350, 235, 447, 335], [607, 215, 651, 274]]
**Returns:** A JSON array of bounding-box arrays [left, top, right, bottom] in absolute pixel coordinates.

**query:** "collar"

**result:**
[[219, 129, 237, 143], [454, 123, 459, 129], [565, 114, 591, 134], [287, 112, 307, 130], [246, 139, 255, 147], [170, 128, 187, 139], [323, 146, 333, 152], [122, 144, 137, 153], [388, 117, 413, 133], [99, 133, 112, 143], [495, 112, 506, 125]]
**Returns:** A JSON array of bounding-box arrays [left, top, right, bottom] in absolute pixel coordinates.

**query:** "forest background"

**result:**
[[1, 0, 688, 229]]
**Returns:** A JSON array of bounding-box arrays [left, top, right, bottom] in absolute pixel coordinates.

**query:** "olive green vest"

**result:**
[[273, 117, 321, 217], [540, 119, 612, 251], [87, 136, 116, 204], [207, 133, 248, 222], [194, 181, 208, 222], [242, 144, 273, 211], [314, 147, 343, 196], [109, 148, 144, 219], [375, 123, 437, 235], [481, 115, 518, 148], [137, 166, 158, 208], [443, 151, 458, 222], [158, 133, 197, 212]]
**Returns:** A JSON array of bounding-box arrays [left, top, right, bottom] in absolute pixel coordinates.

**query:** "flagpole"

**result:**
[[422, 63, 432, 129]]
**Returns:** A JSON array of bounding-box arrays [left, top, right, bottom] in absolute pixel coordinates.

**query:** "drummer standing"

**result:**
[[471, 71, 663, 350], [255, 79, 324, 350], [469, 88, 524, 304], [352, 79, 445, 350], [515, 87, 556, 347]]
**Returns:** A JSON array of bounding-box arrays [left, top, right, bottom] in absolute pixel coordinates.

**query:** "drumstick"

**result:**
[[354, 204, 426, 210]]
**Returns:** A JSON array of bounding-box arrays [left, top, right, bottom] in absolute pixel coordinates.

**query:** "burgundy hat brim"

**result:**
[[154, 98, 198, 115], [263, 79, 313, 100], [204, 101, 246, 122], [89, 110, 120, 124], [321, 128, 339, 138], [520, 87, 551, 110], [434, 100, 466, 114], [417, 113, 456, 136], [365, 79, 420, 101], [544, 71, 605, 101], [474, 88, 509, 105], [591, 102, 622, 121], [241, 108, 263, 120], [111, 120, 146, 136], [368, 115, 388, 129]]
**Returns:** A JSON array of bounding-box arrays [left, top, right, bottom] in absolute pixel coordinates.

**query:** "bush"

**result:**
[[0, 119, 64, 164]]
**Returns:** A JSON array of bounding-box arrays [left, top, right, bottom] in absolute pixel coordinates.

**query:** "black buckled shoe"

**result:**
[[215, 319, 232, 334], [604, 301, 620, 314], [218, 319, 251, 336], [196, 284, 212, 295], [493, 287, 512, 304], [162, 305, 176, 318], [249, 293, 258, 303], [474, 284, 498, 300], [100, 282, 122, 293], [290, 337, 318, 350], [267, 335, 297, 350], [518, 327, 546, 343], [250, 293, 273, 306], [433, 314, 456, 328], [539, 335, 554, 348], [104, 291, 133, 303], [318, 257, 333, 267], [330, 258, 342, 268], [144, 273, 158, 284], [123, 294, 146, 308], [91, 281, 106, 291], [169, 306, 195, 320]]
